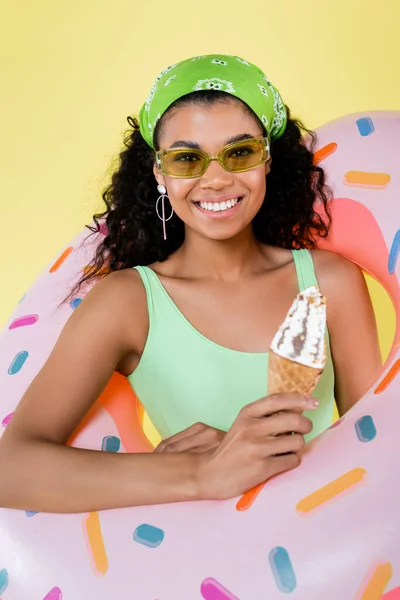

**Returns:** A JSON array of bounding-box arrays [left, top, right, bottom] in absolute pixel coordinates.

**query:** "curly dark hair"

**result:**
[[67, 91, 331, 299]]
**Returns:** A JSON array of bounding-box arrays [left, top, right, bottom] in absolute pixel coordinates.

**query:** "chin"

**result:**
[[197, 224, 248, 241]]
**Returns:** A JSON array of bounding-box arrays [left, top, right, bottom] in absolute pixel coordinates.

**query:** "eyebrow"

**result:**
[[168, 133, 257, 150]]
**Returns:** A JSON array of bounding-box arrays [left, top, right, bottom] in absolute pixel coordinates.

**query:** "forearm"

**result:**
[[0, 439, 201, 513]]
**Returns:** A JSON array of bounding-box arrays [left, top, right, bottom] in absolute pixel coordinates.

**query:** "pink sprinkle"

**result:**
[[43, 587, 62, 600], [9, 315, 38, 330], [2, 413, 13, 427], [201, 578, 240, 600]]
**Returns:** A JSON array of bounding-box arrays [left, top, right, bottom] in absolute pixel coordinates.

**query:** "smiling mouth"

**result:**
[[194, 197, 244, 213]]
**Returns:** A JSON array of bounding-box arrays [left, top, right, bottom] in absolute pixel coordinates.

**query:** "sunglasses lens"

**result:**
[[162, 150, 205, 177], [223, 139, 267, 172], [159, 138, 269, 178]]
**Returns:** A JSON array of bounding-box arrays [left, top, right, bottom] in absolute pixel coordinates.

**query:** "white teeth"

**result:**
[[199, 198, 239, 212]]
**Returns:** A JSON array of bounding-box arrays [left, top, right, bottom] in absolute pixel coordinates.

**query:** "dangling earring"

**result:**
[[155, 184, 174, 240]]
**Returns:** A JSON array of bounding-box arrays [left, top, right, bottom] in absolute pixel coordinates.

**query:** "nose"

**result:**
[[199, 158, 234, 190]]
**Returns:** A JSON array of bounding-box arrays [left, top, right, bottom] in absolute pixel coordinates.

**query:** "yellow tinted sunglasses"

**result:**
[[155, 136, 270, 179]]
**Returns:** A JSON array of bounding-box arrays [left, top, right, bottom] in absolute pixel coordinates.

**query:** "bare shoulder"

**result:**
[[310, 249, 369, 315], [80, 268, 145, 304], [310, 248, 365, 290], [66, 268, 149, 363]]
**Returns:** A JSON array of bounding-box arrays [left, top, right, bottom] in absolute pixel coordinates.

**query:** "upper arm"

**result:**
[[2, 270, 146, 446], [313, 250, 382, 416]]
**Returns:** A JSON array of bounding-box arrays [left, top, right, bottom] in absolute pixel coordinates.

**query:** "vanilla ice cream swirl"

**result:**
[[270, 285, 327, 369]]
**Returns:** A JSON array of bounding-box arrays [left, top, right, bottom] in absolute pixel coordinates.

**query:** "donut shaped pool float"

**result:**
[[0, 111, 399, 599]]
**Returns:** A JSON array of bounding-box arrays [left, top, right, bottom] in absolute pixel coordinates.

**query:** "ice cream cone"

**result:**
[[268, 349, 323, 396], [268, 285, 327, 395]]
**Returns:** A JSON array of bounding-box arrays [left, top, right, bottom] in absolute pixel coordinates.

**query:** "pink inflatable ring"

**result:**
[[0, 111, 399, 600]]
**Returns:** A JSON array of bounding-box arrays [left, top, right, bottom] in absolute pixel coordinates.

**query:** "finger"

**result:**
[[256, 412, 313, 437], [267, 433, 305, 456], [266, 452, 301, 477], [155, 422, 207, 452], [243, 394, 319, 419]]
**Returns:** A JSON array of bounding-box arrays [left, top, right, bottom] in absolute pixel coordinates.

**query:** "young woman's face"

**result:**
[[154, 101, 270, 241]]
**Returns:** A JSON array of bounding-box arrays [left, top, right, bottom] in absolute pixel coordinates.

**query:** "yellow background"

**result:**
[[1, 0, 400, 328]]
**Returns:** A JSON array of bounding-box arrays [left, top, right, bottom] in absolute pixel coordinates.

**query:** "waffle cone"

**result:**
[[268, 349, 322, 396]]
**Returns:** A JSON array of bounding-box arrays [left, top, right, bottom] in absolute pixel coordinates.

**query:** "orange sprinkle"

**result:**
[[356, 561, 392, 600], [313, 142, 337, 165], [82, 512, 108, 576], [374, 359, 400, 394], [344, 171, 391, 189], [49, 247, 73, 273], [296, 468, 367, 515], [236, 482, 266, 511]]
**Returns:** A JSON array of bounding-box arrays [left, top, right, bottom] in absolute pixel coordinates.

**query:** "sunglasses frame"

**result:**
[[155, 136, 271, 179]]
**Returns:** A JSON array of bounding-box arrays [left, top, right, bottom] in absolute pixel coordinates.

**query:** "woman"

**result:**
[[0, 55, 381, 513]]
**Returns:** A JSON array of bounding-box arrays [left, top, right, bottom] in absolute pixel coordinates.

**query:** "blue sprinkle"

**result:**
[[388, 230, 400, 275], [0, 569, 9, 594], [355, 415, 376, 442], [269, 546, 297, 593], [356, 117, 375, 137], [101, 436, 120, 452], [25, 511, 38, 517], [8, 350, 29, 375], [70, 298, 82, 310], [18, 293, 26, 304], [133, 524, 164, 548]]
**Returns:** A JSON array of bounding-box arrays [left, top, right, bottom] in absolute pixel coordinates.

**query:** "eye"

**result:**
[[228, 145, 255, 158], [173, 152, 201, 163]]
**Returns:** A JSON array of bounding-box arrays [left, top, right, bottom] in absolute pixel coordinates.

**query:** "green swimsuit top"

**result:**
[[128, 249, 335, 442]]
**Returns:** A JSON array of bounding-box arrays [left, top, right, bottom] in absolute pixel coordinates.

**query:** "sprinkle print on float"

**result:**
[[355, 561, 393, 600], [269, 547, 297, 594], [356, 117, 375, 136], [374, 359, 400, 393], [344, 171, 391, 190], [8, 350, 29, 375], [133, 524, 165, 548], [82, 513, 109, 576], [354, 415, 377, 442], [388, 230, 400, 275], [1, 413, 13, 427], [101, 435, 121, 452], [313, 142, 337, 164], [0, 570, 9, 595], [8, 314, 38, 329], [200, 578, 240, 600], [296, 468, 368, 516], [0, 111, 399, 598], [42, 588, 63, 600], [70, 298, 82, 310], [49, 246, 73, 272]]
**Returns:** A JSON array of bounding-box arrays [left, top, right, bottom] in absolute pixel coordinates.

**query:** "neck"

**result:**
[[176, 225, 268, 282]]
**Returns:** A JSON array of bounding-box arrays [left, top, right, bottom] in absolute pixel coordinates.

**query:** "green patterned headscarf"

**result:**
[[139, 54, 287, 149]]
